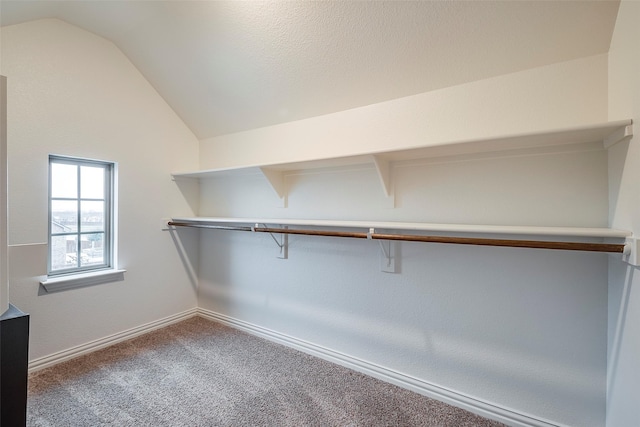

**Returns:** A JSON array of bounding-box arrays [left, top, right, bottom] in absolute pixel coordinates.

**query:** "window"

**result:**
[[48, 156, 114, 276]]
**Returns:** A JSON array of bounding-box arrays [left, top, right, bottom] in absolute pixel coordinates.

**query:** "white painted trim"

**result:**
[[28, 308, 198, 372], [197, 308, 567, 427], [40, 269, 127, 292], [0, 76, 7, 315]]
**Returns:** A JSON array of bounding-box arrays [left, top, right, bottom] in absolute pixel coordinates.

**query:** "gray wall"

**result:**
[[197, 146, 611, 426]]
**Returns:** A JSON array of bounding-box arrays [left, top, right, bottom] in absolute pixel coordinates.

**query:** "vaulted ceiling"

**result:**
[[0, 1, 621, 139]]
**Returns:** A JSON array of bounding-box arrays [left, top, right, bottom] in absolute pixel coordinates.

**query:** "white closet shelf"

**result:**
[[170, 119, 636, 261], [170, 217, 631, 239], [171, 119, 633, 200]]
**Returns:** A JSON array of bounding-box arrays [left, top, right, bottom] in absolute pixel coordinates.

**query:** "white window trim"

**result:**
[[48, 154, 119, 280], [45, 155, 122, 291], [40, 268, 126, 293]]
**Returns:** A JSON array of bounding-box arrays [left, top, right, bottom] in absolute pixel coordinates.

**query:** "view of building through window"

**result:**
[[49, 156, 113, 274]]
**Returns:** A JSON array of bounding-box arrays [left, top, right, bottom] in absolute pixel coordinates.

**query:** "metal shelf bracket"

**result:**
[[256, 224, 288, 259], [623, 236, 639, 266], [371, 228, 397, 273]]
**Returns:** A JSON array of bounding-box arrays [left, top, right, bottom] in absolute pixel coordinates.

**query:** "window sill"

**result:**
[[40, 269, 126, 293]]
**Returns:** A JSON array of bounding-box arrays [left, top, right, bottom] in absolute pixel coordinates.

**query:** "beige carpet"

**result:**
[[27, 316, 506, 426]]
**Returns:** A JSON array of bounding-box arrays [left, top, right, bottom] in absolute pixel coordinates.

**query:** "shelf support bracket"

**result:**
[[623, 236, 639, 267], [256, 224, 288, 259], [378, 239, 397, 273], [259, 167, 287, 208], [370, 228, 397, 273], [604, 123, 634, 149], [372, 155, 395, 208]]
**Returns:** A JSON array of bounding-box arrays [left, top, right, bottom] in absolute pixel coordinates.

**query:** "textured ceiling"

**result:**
[[0, 1, 621, 139]]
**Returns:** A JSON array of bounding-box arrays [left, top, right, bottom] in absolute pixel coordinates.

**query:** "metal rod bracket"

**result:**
[[378, 240, 397, 273], [276, 226, 288, 259], [258, 223, 288, 259], [623, 236, 639, 266]]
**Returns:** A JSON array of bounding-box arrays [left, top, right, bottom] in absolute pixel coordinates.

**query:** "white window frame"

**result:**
[[41, 155, 124, 291]]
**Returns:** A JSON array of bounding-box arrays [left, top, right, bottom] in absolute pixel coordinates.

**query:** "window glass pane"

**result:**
[[51, 163, 77, 198], [51, 235, 78, 271], [51, 200, 78, 232], [81, 200, 104, 232], [81, 166, 105, 199], [81, 233, 104, 267]]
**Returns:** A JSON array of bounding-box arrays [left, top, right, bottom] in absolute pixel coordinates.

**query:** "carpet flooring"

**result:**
[[27, 316, 506, 426]]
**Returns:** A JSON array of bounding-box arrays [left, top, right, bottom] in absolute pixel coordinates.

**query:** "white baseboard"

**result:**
[[28, 308, 198, 373], [197, 308, 564, 427]]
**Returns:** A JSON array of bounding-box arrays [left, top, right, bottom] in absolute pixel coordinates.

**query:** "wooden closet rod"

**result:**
[[167, 222, 626, 253]]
